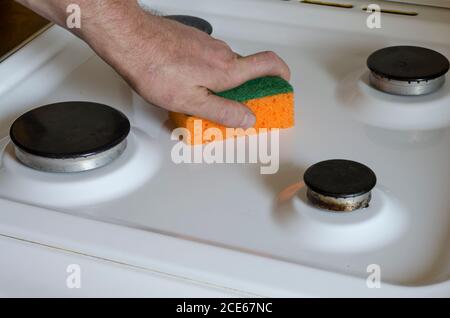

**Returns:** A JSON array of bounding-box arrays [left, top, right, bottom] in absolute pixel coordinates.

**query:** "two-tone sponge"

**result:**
[[169, 76, 295, 144]]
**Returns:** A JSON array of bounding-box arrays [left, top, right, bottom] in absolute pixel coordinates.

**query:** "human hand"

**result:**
[[18, 0, 291, 128]]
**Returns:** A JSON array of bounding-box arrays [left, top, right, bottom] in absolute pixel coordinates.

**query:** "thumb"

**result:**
[[190, 89, 256, 129]]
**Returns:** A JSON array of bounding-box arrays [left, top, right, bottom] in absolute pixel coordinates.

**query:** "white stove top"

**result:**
[[0, 0, 449, 297]]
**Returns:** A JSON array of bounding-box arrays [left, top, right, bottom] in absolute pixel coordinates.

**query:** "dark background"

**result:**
[[0, 0, 49, 59]]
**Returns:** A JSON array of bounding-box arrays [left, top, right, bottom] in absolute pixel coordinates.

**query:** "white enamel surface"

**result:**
[[0, 0, 449, 297], [0, 130, 161, 209], [338, 70, 450, 130], [288, 187, 409, 253], [0, 235, 245, 298]]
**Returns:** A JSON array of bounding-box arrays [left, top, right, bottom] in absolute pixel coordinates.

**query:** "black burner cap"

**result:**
[[304, 160, 377, 198], [10, 102, 130, 159], [367, 46, 449, 81], [165, 15, 213, 35]]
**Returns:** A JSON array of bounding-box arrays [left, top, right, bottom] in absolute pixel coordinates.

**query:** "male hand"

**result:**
[[18, 0, 291, 128]]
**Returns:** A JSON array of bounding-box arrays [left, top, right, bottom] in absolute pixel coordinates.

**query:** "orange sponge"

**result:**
[[170, 76, 295, 144]]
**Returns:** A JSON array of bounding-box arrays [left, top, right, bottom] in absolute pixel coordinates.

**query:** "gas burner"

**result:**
[[303, 160, 377, 212], [165, 15, 213, 35], [10, 102, 130, 173], [367, 46, 449, 96]]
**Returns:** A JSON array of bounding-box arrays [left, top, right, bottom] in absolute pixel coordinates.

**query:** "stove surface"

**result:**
[[0, 0, 449, 296]]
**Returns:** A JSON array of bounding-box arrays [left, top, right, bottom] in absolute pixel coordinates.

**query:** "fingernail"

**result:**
[[240, 111, 256, 129]]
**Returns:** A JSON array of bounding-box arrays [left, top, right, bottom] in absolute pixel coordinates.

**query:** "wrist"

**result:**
[[78, 1, 146, 47]]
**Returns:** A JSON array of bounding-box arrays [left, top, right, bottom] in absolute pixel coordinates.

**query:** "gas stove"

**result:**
[[0, 0, 449, 297]]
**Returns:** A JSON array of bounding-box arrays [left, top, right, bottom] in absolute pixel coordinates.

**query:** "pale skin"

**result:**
[[16, 0, 291, 128]]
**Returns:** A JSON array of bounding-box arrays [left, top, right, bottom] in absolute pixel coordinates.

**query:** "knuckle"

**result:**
[[219, 54, 238, 71], [262, 51, 280, 63], [209, 42, 237, 69], [213, 39, 232, 51], [264, 50, 278, 59]]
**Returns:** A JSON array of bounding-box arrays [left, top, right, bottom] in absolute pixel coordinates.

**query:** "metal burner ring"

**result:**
[[306, 188, 372, 212], [14, 139, 127, 173], [369, 72, 446, 96]]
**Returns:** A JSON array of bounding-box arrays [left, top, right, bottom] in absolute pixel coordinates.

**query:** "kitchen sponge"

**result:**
[[169, 76, 295, 144]]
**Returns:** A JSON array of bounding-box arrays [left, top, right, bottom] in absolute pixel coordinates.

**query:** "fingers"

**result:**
[[183, 51, 290, 128], [234, 51, 291, 83], [188, 89, 256, 129]]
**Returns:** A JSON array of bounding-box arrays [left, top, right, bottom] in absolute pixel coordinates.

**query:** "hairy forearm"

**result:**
[[16, 0, 151, 47], [16, 0, 143, 28], [16, 0, 158, 70]]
